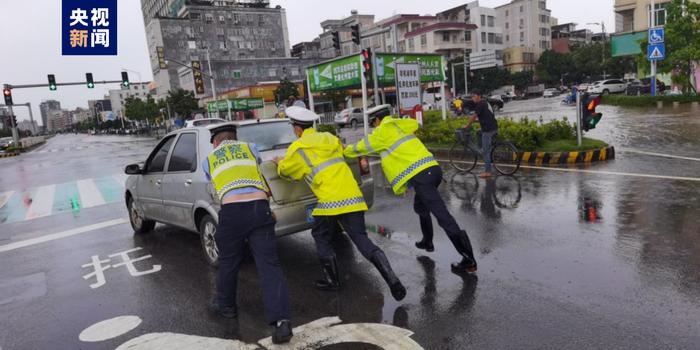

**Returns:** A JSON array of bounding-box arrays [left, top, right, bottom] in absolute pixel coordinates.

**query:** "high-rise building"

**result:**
[[496, 0, 554, 71], [318, 11, 375, 59], [437, 1, 503, 57], [142, 1, 317, 101], [108, 83, 153, 117], [39, 100, 61, 130]]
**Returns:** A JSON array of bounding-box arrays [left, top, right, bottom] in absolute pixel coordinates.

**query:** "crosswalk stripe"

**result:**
[[0, 191, 14, 210], [77, 179, 107, 208], [25, 185, 56, 220]]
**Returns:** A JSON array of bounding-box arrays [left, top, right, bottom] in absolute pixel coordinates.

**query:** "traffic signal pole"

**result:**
[[650, 0, 657, 97], [7, 104, 20, 148], [576, 91, 582, 147]]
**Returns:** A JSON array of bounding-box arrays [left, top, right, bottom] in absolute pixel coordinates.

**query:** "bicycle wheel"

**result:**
[[491, 141, 521, 175], [449, 142, 478, 172]]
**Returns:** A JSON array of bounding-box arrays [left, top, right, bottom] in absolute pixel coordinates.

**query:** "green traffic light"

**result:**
[[88, 83, 94, 89], [49, 84, 57, 91]]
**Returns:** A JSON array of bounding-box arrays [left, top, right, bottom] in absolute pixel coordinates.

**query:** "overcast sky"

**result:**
[[0, 0, 613, 124]]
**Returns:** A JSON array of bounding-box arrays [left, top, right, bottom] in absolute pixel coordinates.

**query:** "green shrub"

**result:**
[[317, 124, 338, 136], [601, 94, 700, 107], [416, 115, 578, 151]]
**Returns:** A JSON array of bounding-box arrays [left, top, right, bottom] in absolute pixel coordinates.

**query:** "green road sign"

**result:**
[[375, 54, 444, 85], [208, 98, 265, 112], [307, 55, 362, 92]]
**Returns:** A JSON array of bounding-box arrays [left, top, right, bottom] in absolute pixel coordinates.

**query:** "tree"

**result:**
[[166, 88, 199, 119], [273, 78, 300, 105], [646, 0, 700, 93], [536, 50, 573, 85], [469, 67, 510, 93], [510, 71, 534, 92], [124, 95, 161, 123]]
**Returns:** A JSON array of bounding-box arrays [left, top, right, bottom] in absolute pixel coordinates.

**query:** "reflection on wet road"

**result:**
[[1, 103, 700, 349]]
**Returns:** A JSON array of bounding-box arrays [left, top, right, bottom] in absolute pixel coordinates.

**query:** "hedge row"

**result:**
[[601, 94, 700, 107], [415, 112, 578, 151]]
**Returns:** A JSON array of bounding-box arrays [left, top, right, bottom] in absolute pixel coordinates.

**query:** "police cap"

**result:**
[[285, 106, 319, 127], [209, 123, 237, 144]]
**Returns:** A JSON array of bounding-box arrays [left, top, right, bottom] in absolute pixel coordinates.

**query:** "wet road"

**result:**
[[1, 102, 700, 349]]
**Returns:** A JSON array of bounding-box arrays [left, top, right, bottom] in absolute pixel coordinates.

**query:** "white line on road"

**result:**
[[437, 159, 700, 182], [620, 149, 700, 162], [0, 191, 13, 210], [77, 179, 107, 208], [0, 218, 128, 253], [25, 185, 55, 220]]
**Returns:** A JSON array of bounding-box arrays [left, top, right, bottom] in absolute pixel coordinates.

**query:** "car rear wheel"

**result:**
[[128, 197, 155, 234], [351, 119, 358, 130], [199, 214, 219, 267], [603, 89, 610, 95]]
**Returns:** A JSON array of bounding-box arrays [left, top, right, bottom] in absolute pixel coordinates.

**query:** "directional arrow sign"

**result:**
[[648, 43, 665, 61]]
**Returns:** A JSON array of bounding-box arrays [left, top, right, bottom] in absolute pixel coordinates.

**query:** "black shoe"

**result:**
[[370, 251, 407, 301], [315, 256, 341, 291], [415, 240, 435, 252], [448, 231, 478, 273], [272, 320, 293, 344], [209, 300, 237, 318]]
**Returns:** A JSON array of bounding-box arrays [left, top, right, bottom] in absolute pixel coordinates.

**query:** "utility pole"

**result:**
[[205, 48, 217, 100], [650, 0, 658, 96]]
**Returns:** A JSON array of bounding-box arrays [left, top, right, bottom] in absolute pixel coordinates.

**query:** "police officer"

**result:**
[[273, 107, 406, 301], [204, 124, 292, 344], [344, 114, 478, 274]]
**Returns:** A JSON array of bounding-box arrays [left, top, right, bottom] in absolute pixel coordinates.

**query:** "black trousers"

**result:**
[[215, 200, 291, 325], [409, 166, 463, 241], [311, 211, 381, 261]]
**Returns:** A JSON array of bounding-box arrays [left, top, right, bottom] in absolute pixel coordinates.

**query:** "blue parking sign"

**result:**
[[62, 0, 117, 55], [648, 43, 665, 61], [648, 27, 664, 44]]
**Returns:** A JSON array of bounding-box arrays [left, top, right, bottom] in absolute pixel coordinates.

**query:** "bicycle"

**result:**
[[448, 127, 521, 175]]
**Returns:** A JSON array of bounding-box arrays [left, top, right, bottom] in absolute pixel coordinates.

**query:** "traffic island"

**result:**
[[0, 151, 21, 158], [429, 145, 615, 165]]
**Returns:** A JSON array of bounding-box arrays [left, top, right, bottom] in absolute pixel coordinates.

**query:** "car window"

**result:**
[[167, 133, 197, 172], [353, 108, 362, 113], [236, 122, 298, 152], [146, 136, 175, 173]]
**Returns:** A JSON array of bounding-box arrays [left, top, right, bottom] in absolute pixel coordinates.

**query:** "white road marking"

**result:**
[[77, 179, 106, 208], [620, 149, 700, 162], [439, 159, 700, 182], [0, 191, 13, 210], [0, 218, 128, 253], [50, 149, 58, 153], [25, 185, 55, 220], [79, 316, 142, 342]]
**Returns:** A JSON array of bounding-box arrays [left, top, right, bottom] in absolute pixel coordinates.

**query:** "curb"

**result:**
[[429, 146, 615, 165], [0, 152, 20, 158]]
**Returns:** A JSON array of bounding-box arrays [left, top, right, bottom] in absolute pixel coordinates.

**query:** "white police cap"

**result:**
[[286, 106, 319, 126]]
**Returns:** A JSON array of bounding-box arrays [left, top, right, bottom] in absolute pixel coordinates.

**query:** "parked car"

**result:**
[[543, 88, 561, 98], [334, 107, 364, 129], [0, 137, 13, 151], [626, 78, 652, 95], [184, 118, 227, 128], [123, 119, 375, 266], [588, 79, 627, 95]]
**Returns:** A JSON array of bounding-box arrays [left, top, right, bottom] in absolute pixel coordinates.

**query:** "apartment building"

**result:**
[[551, 23, 593, 54], [39, 100, 61, 131], [108, 83, 153, 117], [495, 0, 554, 71], [318, 11, 375, 58]]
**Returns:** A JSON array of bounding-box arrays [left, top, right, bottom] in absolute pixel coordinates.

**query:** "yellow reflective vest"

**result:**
[[207, 141, 268, 200], [344, 117, 438, 195], [277, 128, 368, 216]]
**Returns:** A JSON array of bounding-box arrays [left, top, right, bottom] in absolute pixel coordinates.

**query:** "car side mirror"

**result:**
[[125, 163, 143, 175]]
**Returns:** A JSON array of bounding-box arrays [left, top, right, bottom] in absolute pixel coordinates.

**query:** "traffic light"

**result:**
[[3, 88, 12, 105], [12, 115, 17, 127], [121, 72, 130, 87], [581, 93, 602, 131], [351, 24, 361, 45], [86, 73, 94, 89], [48, 74, 57, 91], [331, 31, 340, 50], [361, 48, 372, 81]]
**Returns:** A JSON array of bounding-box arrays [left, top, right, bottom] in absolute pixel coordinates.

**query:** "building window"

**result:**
[[505, 10, 509, 17], [268, 68, 276, 77], [443, 33, 450, 42], [216, 28, 224, 35], [520, 32, 524, 41], [481, 32, 486, 44], [539, 1, 546, 10], [420, 34, 427, 46], [506, 34, 509, 42], [232, 70, 241, 79], [408, 37, 415, 50], [205, 13, 213, 23], [219, 41, 227, 50], [199, 25, 204, 33], [487, 16, 495, 27], [233, 13, 240, 23], [520, 18, 524, 27], [464, 30, 471, 41], [648, 3, 667, 27], [259, 15, 265, 26], [481, 15, 486, 26], [187, 40, 197, 49], [506, 22, 509, 29], [190, 13, 200, 20], [495, 34, 503, 44], [540, 15, 549, 24], [488, 33, 495, 44], [540, 28, 549, 36], [219, 15, 225, 23], [291, 67, 299, 76], [520, 5, 523, 12]]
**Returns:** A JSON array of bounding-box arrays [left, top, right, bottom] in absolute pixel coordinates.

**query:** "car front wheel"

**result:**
[[199, 214, 219, 267], [128, 197, 155, 234]]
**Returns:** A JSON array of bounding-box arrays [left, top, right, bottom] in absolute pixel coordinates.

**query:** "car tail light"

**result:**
[[359, 157, 370, 176]]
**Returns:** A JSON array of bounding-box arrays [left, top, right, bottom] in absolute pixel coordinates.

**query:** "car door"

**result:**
[[137, 135, 176, 222], [352, 108, 364, 123], [161, 132, 199, 229]]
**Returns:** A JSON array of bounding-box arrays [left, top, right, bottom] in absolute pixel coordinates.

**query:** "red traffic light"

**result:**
[[3, 88, 13, 105], [3, 88, 10, 96]]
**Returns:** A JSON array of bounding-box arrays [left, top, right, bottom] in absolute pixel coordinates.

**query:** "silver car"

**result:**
[[124, 119, 374, 266], [334, 107, 364, 129]]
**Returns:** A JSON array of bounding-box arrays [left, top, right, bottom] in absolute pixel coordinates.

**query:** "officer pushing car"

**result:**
[[204, 124, 293, 344], [274, 106, 407, 301], [344, 112, 478, 274]]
